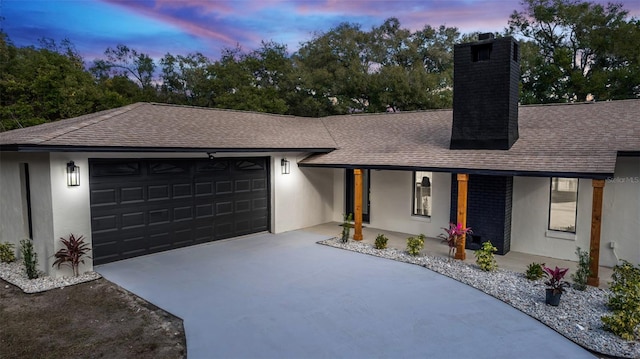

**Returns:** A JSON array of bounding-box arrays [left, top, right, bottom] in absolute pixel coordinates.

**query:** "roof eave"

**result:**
[[0, 144, 336, 154], [297, 162, 613, 179]]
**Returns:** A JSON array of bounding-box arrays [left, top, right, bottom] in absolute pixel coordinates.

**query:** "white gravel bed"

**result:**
[[0, 261, 101, 294], [320, 238, 638, 359]]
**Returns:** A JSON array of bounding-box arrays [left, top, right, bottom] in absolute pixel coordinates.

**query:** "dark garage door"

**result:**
[[89, 158, 270, 265]]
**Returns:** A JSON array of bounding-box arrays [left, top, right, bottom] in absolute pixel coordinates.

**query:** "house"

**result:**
[[1, 35, 638, 285]]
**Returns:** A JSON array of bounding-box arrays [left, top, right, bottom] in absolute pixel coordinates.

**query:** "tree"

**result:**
[[208, 42, 291, 114], [159, 52, 214, 106], [90, 44, 157, 101], [508, 0, 640, 103], [0, 34, 105, 131]]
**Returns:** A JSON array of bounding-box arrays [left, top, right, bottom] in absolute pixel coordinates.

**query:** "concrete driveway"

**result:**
[[97, 230, 595, 359]]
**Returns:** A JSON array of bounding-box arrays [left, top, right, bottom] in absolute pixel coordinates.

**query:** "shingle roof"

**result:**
[[0, 103, 337, 151], [300, 99, 639, 177], [1, 100, 638, 177]]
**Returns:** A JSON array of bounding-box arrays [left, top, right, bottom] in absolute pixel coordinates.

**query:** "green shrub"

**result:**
[[571, 247, 591, 291], [602, 260, 640, 341], [20, 239, 38, 279], [0, 242, 16, 263], [475, 241, 497, 271], [374, 234, 388, 250], [406, 234, 425, 256], [340, 213, 353, 243], [525, 262, 545, 280]]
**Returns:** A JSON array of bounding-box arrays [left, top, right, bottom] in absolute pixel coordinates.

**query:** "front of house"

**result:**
[[1, 35, 638, 282]]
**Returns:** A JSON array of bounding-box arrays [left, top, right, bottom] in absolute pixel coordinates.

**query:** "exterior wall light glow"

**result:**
[[281, 158, 291, 174], [67, 161, 80, 186]]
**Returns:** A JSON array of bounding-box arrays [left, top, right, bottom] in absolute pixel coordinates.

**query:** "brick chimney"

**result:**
[[450, 34, 520, 150]]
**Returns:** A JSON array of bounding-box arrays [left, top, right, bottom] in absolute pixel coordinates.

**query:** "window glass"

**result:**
[[549, 178, 578, 232], [413, 171, 432, 217]]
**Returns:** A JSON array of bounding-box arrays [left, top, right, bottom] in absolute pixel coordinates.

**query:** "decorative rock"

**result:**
[[0, 262, 101, 294]]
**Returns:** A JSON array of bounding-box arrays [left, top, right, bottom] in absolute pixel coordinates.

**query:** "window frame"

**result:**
[[548, 177, 579, 233], [412, 171, 432, 217]]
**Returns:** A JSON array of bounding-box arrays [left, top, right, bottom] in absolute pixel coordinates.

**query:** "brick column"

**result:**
[[353, 169, 363, 241], [588, 179, 605, 287], [455, 174, 469, 260]]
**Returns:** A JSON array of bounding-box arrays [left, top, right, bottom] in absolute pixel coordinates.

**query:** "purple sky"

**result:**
[[3, 0, 639, 61]]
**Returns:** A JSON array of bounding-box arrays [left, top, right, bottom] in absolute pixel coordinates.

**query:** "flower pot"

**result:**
[[545, 288, 562, 306]]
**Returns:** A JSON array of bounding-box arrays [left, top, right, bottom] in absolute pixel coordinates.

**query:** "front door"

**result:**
[[345, 169, 370, 222]]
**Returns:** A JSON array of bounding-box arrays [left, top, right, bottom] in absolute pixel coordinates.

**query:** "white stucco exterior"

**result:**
[[1, 151, 337, 276], [1, 151, 637, 276], [510, 157, 639, 268]]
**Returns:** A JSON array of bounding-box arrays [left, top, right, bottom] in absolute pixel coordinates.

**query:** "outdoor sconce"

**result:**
[[421, 176, 431, 187], [281, 158, 291, 174], [67, 161, 80, 186]]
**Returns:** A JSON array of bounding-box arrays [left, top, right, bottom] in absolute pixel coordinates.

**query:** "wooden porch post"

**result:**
[[353, 169, 363, 241], [588, 179, 605, 287], [455, 173, 469, 260]]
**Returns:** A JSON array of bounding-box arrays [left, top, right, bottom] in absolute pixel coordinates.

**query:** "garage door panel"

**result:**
[[235, 199, 251, 213], [234, 179, 251, 192], [121, 212, 145, 229], [195, 203, 214, 218], [173, 206, 194, 221], [215, 181, 233, 195], [195, 182, 214, 196], [148, 185, 170, 200], [121, 186, 145, 203], [92, 214, 118, 233], [173, 183, 193, 198], [91, 158, 270, 264], [253, 197, 268, 211], [91, 189, 117, 206], [215, 201, 233, 216]]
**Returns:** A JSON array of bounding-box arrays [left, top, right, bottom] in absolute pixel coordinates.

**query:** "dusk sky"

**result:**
[[3, 0, 640, 61]]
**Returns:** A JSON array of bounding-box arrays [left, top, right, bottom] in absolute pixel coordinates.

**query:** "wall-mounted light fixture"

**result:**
[[207, 152, 215, 160], [281, 158, 291, 174], [67, 161, 80, 186], [421, 176, 431, 188]]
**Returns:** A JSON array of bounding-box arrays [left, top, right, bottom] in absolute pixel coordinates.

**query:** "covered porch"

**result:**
[[303, 222, 614, 289]]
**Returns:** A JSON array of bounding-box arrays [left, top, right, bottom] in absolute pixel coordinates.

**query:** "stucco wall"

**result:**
[[0, 152, 55, 274], [370, 171, 452, 238], [330, 169, 452, 239], [49, 153, 93, 277], [511, 157, 640, 267], [273, 158, 335, 233], [601, 157, 640, 266], [0, 152, 28, 245]]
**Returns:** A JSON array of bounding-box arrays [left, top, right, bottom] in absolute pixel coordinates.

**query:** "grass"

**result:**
[[0, 278, 186, 359]]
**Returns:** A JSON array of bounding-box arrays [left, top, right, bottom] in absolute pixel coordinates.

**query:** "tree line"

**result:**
[[1, 0, 638, 132]]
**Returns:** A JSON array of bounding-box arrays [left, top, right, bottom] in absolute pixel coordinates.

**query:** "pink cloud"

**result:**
[[153, 0, 234, 15], [103, 0, 244, 46]]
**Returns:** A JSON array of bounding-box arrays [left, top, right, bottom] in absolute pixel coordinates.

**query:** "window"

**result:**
[[413, 171, 432, 217], [549, 178, 578, 232]]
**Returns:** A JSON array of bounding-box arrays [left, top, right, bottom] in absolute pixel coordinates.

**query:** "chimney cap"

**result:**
[[478, 33, 495, 41]]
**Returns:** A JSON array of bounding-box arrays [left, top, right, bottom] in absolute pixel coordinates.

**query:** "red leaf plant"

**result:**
[[543, 266, 571, 294], [438, 223, 472, 258], [52, 234, 92, 277]]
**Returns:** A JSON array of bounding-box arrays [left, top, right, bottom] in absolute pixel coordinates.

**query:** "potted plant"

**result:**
[[438, 222, 472, 258], [543, 266, 570, 306]]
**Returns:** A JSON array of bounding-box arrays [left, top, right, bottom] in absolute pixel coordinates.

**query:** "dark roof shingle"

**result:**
[[1, 100, 638, 177]]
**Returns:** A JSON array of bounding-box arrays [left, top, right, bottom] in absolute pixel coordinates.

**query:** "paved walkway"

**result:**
[[97, 230, 595, 359]]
